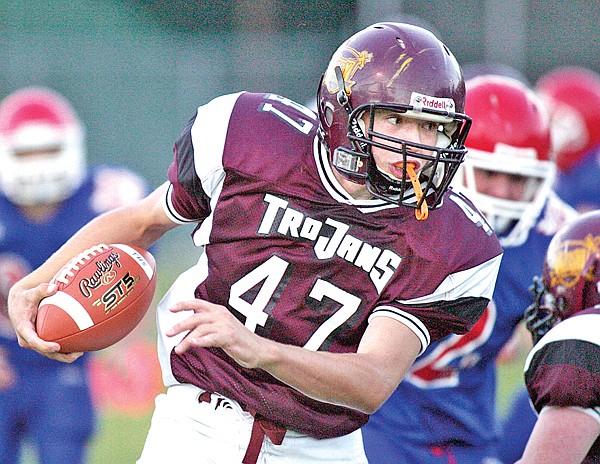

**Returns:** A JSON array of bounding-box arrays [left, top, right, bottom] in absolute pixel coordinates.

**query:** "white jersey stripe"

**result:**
[[369, 306, 431, 354], [163, 182, 195, 224], [524, 313, 600, 371], [396, 254, 502, 306]]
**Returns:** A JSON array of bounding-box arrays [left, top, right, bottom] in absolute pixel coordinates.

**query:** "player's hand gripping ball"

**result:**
[[36, 244, 156, 353]]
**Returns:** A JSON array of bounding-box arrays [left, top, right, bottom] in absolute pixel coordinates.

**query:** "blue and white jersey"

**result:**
[[363, 191, 577, 462]]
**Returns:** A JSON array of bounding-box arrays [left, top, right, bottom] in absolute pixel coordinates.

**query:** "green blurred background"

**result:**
[[2, 0, 597, 462]]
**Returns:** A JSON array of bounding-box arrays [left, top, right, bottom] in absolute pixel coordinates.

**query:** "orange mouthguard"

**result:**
[[401, 163, 429, 221]]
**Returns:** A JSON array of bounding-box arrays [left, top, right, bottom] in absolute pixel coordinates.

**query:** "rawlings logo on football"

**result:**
[[79, 252, 121, 298]]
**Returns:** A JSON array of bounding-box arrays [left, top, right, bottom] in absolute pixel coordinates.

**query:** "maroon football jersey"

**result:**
[[524, 308, 600, 461], [158, 92, 503, 438]]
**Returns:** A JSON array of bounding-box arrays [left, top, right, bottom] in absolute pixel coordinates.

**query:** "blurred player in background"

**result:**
[[498, 66, 600, 462], [536, 66, 600, 213], [0, 87, 151, 464], [517, 210, 600, 463], [8, 23, 502, 463], [362, 75, 577, 463]]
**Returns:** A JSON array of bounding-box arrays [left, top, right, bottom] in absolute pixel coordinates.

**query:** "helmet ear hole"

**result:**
[[324, 104, 334, 127]]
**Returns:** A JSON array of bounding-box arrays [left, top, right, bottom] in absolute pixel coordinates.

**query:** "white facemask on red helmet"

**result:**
[[454, 75, 555, 246], [0, 87, 86, 205]]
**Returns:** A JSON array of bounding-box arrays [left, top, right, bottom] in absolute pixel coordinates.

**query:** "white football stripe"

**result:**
[[42, 292, 94, 330], [114, 244, 154, 279]]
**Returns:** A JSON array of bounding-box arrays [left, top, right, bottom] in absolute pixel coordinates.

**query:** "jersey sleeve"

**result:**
[[369, 189, 503, 353], [163, 93, 243, 224], [370, 253, 501, 353], [524, 312, 600, 420]]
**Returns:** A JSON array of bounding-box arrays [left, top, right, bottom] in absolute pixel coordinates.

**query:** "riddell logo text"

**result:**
[[419, 96, 450, 110]]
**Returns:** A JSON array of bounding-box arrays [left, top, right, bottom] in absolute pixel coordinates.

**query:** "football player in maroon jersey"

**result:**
[[8, 23, 502, 463], [517, 210, 600, 463]]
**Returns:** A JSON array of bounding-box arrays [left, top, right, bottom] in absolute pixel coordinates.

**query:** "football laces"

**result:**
[[54, 244, 110, 285]]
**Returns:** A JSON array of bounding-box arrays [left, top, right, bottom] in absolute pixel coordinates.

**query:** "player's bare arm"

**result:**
[[7, 182, 177, 360], [516, 406, 600, 464], [168, 299, 420, 414]]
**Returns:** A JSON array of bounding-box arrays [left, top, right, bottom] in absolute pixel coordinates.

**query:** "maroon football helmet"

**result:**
[[526, 210, 600, 342], [543, 210, 600, 316], [317, 22, 471, 213], [526, 210, 600, 341]]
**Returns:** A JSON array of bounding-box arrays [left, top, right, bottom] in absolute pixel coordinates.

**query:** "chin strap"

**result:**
[[405, 163, 429, 220]]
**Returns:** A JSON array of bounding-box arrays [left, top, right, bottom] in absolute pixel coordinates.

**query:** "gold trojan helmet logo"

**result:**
[[549, 234, 600, 289], [325, 46, 373, 95]]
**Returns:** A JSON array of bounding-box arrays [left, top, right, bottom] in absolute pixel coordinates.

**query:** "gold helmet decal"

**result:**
[[388, 53, 414, 87], [325, 46, 373, 95], [548, 233, 600, 289]]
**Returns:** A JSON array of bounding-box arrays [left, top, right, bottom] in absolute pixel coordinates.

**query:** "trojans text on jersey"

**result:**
[[258, 193, 402, 294]]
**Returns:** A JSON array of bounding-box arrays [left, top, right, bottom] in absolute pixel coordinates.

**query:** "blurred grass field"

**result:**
[[88, 410, 153, 464], [497, 350, 529, 415]]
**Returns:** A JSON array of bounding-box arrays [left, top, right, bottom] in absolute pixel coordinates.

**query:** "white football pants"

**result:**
[[137, 384, 368, 464]]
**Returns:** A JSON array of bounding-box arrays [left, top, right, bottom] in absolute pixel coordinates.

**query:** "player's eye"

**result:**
[[385, 113, 404, 125], [420, 121, 438, 132]]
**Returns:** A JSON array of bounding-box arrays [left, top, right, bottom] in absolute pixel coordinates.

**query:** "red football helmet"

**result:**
[[0, 86, 86, 205], [455, 75, 554, 246], [535, 66, 600, 173], [317, 22, 471, 215]]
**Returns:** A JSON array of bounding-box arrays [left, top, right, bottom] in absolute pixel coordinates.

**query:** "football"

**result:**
[[36, 243, 157, 353]]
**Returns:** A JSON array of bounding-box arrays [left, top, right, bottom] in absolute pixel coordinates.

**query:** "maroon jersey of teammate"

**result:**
[[524, 307, 600, 461], [157, 91, 503, 438]]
